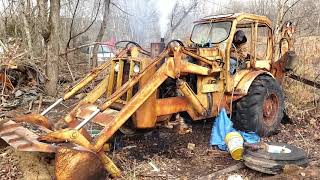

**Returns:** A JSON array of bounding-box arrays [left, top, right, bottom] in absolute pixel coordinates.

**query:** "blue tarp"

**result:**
[[210, 108, 260, 151]]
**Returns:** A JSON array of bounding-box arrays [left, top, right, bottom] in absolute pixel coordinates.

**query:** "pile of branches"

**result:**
[[0, 39, 46, 106]]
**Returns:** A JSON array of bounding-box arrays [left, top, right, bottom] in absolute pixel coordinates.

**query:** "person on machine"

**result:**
[[230, 30, 249, 75]]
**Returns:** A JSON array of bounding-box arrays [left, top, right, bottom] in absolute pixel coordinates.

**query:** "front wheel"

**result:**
[[232, 75, 284, 137]]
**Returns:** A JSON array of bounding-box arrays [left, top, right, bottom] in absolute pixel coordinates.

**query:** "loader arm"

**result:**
[[40, 52, 173, 178], [94, 61, 170, 150], [5, 43, 222, 178], [43, 46, 218, 150]]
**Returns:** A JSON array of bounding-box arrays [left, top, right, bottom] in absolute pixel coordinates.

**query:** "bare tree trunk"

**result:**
[[91, 0, 110, 68], [21, 0, 33, 59], [274, 0, 288, 60], [45, 0, 60, 96], [38, 0, 49, 40]]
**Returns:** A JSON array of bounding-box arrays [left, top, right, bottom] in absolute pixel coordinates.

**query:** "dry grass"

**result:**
[[283, 36, 320, 110], [294, 36, 320, 80]]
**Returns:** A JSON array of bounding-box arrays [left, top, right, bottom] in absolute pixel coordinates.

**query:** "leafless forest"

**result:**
[[0, 0, 319, 94], [0, 0, 319, 179]]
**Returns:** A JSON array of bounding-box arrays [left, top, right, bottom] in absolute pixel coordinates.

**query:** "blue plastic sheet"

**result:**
[[210, 108, 260, 151]]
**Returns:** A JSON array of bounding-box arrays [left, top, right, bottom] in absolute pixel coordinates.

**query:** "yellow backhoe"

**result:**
[[0, 13, 297, 179]]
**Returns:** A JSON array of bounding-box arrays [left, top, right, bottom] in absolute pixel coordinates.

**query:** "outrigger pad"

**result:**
[[55, 146, 106, 180]]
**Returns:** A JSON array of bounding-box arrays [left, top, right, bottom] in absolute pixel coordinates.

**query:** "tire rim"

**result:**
[[263, 93, 279, 126]]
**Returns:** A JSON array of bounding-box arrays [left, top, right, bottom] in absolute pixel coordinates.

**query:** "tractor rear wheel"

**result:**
[[232, 75, 284, 137]]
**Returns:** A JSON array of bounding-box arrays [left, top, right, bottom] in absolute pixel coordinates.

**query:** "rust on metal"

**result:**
[[262, 93, 279, 126], [55, 146, 106, 180], [75, 104, 118, 127], [0, 120, 55, 152], [15, 113, 53, 130], [0, 13, 298, 179], [94, 63, 169, 150], [177, 79, 207, 116], [38, 128, 94, 149]]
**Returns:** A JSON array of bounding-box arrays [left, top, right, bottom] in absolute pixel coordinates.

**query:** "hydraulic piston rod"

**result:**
[[41, 98, 63, 116], [177, 79, 207, 116]]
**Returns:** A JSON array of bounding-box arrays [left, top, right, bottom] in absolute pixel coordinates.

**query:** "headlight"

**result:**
[[114, 62, 119, 72], [133, 64, 140, 73]]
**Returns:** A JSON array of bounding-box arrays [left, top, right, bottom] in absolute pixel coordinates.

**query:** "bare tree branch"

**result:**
[[66, 0, 80, 48], [67, 0, 102, 46], [110, 2, 132, 16], [171, 1, 198, 33], [281, 0, 302, 22]]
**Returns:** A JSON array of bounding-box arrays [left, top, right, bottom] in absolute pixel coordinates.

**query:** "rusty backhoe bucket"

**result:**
[[0, 116, 103, 179]]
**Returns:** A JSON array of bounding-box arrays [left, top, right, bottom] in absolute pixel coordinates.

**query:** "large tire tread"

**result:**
[[232, 75, 284, 136]]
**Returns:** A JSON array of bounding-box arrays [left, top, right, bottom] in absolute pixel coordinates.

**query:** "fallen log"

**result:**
[[288, 74, 320, 89]]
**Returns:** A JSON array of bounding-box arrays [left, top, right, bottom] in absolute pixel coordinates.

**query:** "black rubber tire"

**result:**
[[232, 75, 284, 137], [244, 158, 308, 175], [243, 142, 308, 174], [245, 142, 307, 161]]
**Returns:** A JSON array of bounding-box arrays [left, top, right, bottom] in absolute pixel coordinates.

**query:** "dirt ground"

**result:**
[[0, 85, 319, 180], [112, 101, 320, 180]]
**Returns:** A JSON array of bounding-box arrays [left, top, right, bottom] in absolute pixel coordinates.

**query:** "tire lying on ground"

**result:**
[[232, 75, 284, 137], [243, 142, 308, 174]]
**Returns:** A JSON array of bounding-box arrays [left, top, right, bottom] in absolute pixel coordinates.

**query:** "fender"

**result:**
[[234, 70, 274, 94]]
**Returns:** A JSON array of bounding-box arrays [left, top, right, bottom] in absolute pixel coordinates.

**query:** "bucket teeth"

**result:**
[[0, 123, 20, 132], [17, 143, 33, 150], [8, 135, 24, 143], [0, 120, 55, 152]]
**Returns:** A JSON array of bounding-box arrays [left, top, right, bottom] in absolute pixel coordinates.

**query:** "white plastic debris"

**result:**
[[187, 143, 195, 151], [227, 174, 243, 180], [148, 161, 160, 172]]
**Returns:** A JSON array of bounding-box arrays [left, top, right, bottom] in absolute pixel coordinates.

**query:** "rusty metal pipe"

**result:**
[[63, 46, 129, 100], [63, 62, 111, 100], [177, 79, 207, 116], [40, 63, 111, 116]]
